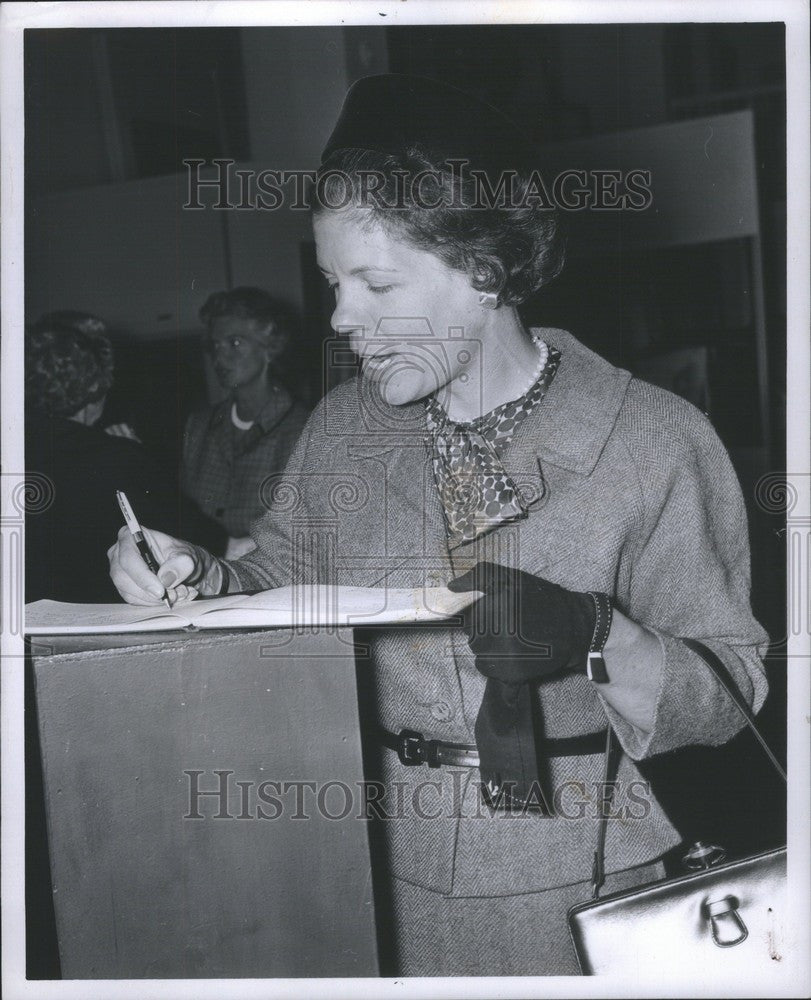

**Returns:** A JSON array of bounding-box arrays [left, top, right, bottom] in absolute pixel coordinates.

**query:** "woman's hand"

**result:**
[[104, 421, 141, 442], [448, 561, 599, 680], [450, 560, 663, 732], [107, 526, 219, 605]]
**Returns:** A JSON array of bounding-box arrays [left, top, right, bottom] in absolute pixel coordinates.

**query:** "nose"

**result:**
[[330, 288, 366, 345], [205, 338, 234, 358]]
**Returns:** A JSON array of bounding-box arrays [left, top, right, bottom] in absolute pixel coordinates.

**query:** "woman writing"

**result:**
[[109, 75, 768, 975]]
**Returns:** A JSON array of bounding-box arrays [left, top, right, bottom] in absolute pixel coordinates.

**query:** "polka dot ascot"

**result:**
[[424, 343, 561, 548]]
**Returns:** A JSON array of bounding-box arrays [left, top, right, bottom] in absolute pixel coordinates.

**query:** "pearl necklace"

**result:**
[[230, 402, 255, 431], [516, 335, 549, 399], [436, 334, 550, 424]]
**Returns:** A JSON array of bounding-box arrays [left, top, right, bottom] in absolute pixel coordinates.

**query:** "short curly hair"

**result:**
[[314, 147, 566, 306], [199, 287, 293, 346], [26, 313, 114, 417]]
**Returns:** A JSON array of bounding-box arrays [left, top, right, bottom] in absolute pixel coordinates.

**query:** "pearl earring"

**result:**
[[478, 291, 499, 310]]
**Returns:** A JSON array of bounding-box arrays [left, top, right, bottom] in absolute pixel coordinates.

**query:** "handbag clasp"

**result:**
[[705, 895, 749, 947]]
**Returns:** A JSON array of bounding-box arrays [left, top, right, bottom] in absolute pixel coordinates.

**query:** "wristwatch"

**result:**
[[586, 591, 613, 683]]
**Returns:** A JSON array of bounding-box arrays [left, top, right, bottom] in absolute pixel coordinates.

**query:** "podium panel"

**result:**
[[30, 628, 378, 978]]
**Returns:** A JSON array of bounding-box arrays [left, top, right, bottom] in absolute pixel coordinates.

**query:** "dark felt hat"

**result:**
[[321, 74, 540, 176]]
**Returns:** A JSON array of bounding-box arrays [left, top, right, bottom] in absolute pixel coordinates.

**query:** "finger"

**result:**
[[157, 553, 196, 589], [447, 567, 482, 593], [166, 584, 187, 603], [479, 561, 512, 593], [113, 578, 165, 606], [109, 533, 166, 600], [170, 584, 198, 604], [111, 566, 164, 604], [141, 525, 178, 561], [138, 528, 197, 590], [448, 561, 504, 594], [145, 529, 166, 563], [447, 571, 473, 593]]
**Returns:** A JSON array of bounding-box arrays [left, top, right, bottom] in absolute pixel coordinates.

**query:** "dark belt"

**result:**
[[378, 727, 609, 769]]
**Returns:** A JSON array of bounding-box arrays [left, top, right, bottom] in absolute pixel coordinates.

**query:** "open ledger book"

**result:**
[[25, 584, 481, 635]]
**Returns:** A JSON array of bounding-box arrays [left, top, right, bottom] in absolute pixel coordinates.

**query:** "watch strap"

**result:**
[[586, 591, 612, 683]]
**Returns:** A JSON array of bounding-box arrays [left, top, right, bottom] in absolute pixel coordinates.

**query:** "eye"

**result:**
[[367, 284, 393, 295], [229, 337, 244, 349]]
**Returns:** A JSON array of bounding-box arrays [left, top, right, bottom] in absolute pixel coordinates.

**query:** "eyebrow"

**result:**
[[317, 264, 399, 276]]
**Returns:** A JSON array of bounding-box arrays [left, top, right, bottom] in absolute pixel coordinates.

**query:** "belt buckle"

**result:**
[[396, 729, 425, 766]]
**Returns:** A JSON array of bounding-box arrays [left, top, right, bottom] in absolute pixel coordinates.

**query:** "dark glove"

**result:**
[[447, 561, 601, 680], [448, 561, 611, 811]]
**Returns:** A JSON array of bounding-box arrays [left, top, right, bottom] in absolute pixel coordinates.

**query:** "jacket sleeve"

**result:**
[[599, 395, 770, 760], [222, 400, 324, 592]]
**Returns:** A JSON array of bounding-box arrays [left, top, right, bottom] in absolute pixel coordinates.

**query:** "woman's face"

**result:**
[[313, 209, 485, 406], [205, 316, 274, 391]]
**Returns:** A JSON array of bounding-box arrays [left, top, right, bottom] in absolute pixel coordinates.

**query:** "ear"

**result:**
[[263, 333, 286, 363]]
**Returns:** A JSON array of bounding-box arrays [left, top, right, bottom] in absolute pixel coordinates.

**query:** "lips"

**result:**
[[364, 353, 395, 369], [361, 351, 399, 378]]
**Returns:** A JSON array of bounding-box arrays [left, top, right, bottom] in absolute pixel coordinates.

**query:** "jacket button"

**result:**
[[430, 701, 453, 722]]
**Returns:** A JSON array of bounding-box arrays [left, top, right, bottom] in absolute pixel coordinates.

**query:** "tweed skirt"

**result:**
[[387, 859, 665, 976]]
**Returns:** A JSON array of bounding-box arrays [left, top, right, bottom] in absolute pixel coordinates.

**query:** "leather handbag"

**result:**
[[568, 639, 787, 976]]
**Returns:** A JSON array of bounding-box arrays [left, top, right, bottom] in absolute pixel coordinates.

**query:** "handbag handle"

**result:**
[[591, 638, 786, 898], [681, 638, 786, 783]]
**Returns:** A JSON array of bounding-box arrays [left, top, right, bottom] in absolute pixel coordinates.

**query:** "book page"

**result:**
[[24, 587, 482, 634], [24, 599, 192, 634], [193, 585, 482, 628]]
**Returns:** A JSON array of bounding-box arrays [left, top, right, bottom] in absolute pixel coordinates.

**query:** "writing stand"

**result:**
[[28, 626, 378, 978]]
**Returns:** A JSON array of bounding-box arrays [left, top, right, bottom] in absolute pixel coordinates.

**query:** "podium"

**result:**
[[28, 627, 379, 978]]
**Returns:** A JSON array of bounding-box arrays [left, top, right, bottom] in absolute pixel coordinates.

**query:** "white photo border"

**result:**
[[2, 2, 808, 998]]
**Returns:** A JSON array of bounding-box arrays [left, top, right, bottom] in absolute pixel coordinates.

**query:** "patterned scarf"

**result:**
[[425, 346, 561, 548]]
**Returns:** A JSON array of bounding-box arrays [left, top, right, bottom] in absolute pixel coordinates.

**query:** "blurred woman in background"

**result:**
[[182, 287, 310, 558], [25, 312, 179, 602]]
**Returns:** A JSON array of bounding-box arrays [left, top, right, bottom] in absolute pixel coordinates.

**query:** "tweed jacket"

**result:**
[[181, 381, 309, 539], [227, 328, 769, 897]]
